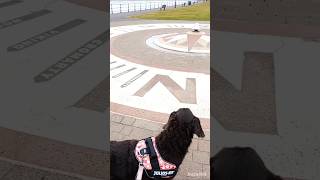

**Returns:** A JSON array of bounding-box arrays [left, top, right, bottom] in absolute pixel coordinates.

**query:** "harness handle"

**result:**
[[145, 137, 161, 179], [145, 137, 157, 159]]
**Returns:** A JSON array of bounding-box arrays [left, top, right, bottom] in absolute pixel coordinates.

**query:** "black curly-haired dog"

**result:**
[[211, 147, 283, 180], [110, 108, 205, 180]]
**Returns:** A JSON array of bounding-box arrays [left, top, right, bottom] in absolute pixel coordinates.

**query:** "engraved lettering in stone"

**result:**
[[134, 75, 197, 104], [55, 63, 68, 69], [12, 44, 24, 50], [63, 58, 76, 63], [21, 40, 33, 46], [49, 30, 59, 34], [70, 52, 83, 60], [12, 18, 22, 23], [7, 19, 85, 52], [78, 47, 90, 54], [92, 40, 102, 45], [85, 43, 97, 49], [48, 67, 62, 74], [34, 31, 107, 82], [40, 73, 54, 79]]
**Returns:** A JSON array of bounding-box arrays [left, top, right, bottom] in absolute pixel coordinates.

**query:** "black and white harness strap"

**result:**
[[135, 137, 177, 180]]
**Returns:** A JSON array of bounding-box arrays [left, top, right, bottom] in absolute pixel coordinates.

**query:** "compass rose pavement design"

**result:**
[[110, 23, 211, 129]]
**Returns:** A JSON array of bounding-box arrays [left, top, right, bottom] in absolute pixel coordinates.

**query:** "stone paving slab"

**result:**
[[110, 112, 210, 180], [0, 127, 108, 179], [0, 160, 14, 178], [0, 158, 104, 180]]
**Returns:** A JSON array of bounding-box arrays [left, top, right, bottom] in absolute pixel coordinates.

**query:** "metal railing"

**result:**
[[110, 0, 204, 14]]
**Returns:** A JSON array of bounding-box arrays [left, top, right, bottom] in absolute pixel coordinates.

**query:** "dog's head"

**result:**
[[163, 108, 205, 138]]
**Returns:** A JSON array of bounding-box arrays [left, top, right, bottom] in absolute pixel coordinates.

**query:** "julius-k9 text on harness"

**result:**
[[135, 137, 177, 180]]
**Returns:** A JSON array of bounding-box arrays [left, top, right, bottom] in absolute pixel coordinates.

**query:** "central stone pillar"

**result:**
[[186, 31, 205, 52]]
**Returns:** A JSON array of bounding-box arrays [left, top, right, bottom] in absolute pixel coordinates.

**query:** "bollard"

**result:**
[[120, 4, 122, 13]]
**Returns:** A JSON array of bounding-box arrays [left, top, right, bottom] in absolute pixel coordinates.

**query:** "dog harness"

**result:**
[[135, 137, 177, 180]]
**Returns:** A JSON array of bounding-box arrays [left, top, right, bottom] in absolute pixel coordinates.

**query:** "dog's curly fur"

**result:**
[[211, 147, 283, 180], [110, 108, 205, 180]]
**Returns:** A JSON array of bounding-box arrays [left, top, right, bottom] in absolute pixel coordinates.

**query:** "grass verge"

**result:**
[[131, 2, 210, 21]]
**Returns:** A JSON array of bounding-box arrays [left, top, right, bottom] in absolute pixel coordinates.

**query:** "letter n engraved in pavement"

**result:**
[[134, 74, 197, 104], [212, 52, 277, 134]]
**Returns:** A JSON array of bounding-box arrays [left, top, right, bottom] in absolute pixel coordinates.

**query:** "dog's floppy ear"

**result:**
[[193, 117, 205, 137], [163, 111, 177, 130]]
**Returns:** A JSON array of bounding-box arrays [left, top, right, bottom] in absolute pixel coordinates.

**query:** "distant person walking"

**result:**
[[160, 4, 166, 10]]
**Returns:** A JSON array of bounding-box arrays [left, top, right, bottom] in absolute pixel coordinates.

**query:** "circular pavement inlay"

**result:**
[[146, 33, 210, 54]]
